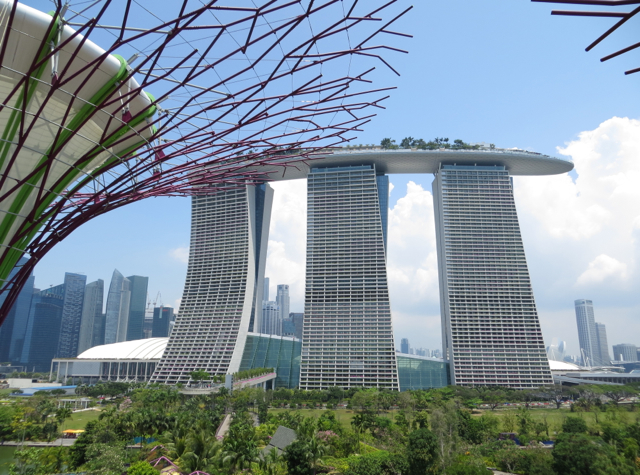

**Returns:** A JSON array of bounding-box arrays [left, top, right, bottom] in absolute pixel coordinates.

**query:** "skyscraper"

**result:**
[[77, 279, 104, 354], [574, 299, 599, 367], [276, 285, 290, 326], [125, 275, 149, 341], [401, 338, 410, 354], [21, 285, 65, 371], [151, 184, 273, 384], [0, 256, 34, 364], [104, 270, 132, 344], [264, 277, 270, 302], [261, 301, 281, 335], [57, 273, 87, 358], [116, 278, 132, 342], [595, 322, 611, 366], [300, 165, 398, 390], [434, 165, 552, 388], [613, 344, 638, 362], [152, 306, 174, 338]]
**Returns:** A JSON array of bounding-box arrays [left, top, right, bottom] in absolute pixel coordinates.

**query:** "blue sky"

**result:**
[[31, 0, 640, 356]]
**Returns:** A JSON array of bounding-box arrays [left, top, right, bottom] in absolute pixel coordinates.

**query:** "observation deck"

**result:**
[[252, 147, 574, 181]]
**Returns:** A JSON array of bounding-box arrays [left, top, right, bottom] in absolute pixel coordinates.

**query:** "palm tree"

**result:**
[[221, 437, 259, 474], [304, 436, 328, 475], [181, 431, 222, 473]]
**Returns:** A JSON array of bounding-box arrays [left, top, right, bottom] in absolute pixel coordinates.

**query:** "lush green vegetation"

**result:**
[[379, 137, 484, 150], [2, 382, 640, 475]]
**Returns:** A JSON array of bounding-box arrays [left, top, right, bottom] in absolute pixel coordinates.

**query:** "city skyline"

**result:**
[[19, 0, 640, 363]]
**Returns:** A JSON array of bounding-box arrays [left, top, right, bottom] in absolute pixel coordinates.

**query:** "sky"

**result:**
[[29, 0, 640, 358]]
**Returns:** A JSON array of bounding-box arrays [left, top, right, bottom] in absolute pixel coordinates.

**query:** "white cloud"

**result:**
[[174, 298, 182, 312], [576, 254, 628, 287], [170, 246, 189, 263]]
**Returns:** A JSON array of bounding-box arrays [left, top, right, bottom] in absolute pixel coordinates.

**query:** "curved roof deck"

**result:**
[[252, 147, 573, 182]]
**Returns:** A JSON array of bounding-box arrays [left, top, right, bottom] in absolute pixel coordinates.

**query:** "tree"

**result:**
[[603, 386, 635, 406], [84, 443, 127, 475], [552, 433, 636, 475], [128, 461, 159, 475], [380, 138, 396, 149], [484, 390, 505, 410], [55, 407, 72, 432], [400, 137, 414, 149], [406, 428, 438, 475], [9, 449, 41, 475], [189, 369, 210, 387], [430, 402, 459, 472], [562, 416, 588, 434], [284, 439, 313, 475]]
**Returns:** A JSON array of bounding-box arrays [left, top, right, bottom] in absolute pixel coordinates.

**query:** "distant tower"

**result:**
[[56, 273, 87, 358], [574, 299, 599, 366], [401, 338, 410, 354], [613, 344, 638, 362], [261, 301, 281, 335], [152, 307, 174, 338], [77, 279, 104, 354], [105, 270, 128, 344], [276, 285, 290, 326], [595, 323, 611, 366], [126, 276, 149, 341], [264, 278, 270, 302]]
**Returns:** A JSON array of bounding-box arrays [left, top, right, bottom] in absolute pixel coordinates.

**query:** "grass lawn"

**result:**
[[62, 410, 102, 430], [269, 408, 402, 430], [0, 388, 12, 397]]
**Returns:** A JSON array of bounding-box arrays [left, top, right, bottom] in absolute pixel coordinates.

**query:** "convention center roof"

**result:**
[[77, 338, 168, 360]]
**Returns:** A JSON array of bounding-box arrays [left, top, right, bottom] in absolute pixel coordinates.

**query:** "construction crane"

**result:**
[[146, 291, 163, 314]]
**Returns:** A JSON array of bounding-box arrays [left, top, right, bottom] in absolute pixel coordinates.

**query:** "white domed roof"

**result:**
[[77, 338, 168, 360], [548, 359, 581, 372]]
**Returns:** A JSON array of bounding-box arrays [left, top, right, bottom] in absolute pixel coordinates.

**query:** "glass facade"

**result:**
[[396, 355, 449, 391], [239, 333, 301, 389]]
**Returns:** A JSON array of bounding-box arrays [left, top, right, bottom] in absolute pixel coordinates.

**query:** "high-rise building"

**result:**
[[126, 276, 149, 341], [151, 184, 273, 384], [276, 285, 290, 326], [261, 301, 281, 335], [77, 279, 104, 354], [401, 338, 410, 354], [21, 285, 65, 371], [300, 165, 398, 390], [264, 277, 270, 302], [57, 273, 87, 358], [613, 344, 638, 362], [546, 338, 567, 362], [290, 312, 303, 340], [116, 278, 132, 343], [595, 323, 611, 366], [434, 165, 552, 388], [0, 256, 34, 364], [152, 306, 174, 338], [105, 270, 125, 344], [574, 299, 599, 366]]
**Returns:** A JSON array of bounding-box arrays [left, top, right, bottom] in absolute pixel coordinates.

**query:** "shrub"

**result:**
[[562, 417, 588, 434]]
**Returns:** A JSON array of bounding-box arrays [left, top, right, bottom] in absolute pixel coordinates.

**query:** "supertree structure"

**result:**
[[532, 0, 640, 76], [0, 0, 412, 326]]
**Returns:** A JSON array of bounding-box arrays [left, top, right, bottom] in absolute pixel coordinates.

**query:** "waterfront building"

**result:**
[[613, 344, 638, 362], [575, 299, 599, 366], [261, 301, 281, 336], [434, 165, 552, 388], [57, 273, 87, 358], [152, 306, 174, 338], [300, 165, 398, 390], [276, 285, 290, 326], [151, 184, 273, 384], [77, 280, 105, 354], [401, 338, 410, 354], [125, 276, 149, 341], [595, 323, 611, 366]]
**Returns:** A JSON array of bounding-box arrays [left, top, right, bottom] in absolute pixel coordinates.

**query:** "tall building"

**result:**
[[300, 165, 398, 390], [104, 270, 132, 344], [125, 275, 149, 341], [261, 301, 281, 335], [290, 312, 303, 340], [264, 277, 270, 302], [77, 279, 104, 354], [574, 299, 599, 366], [613, 344, 638, 362], [546, 338, 567, 362], [434, 165, 552, 388], [57, 273, 87, 358], [116, 278, 132, 342], [276, 285, 290, 325], [401, 338, 410, 354], [151, 184, 273, 384], [21, 285, 65, 371], [152, 306, 174, 338], [595, 323, 611, 366], [0, 256, 34, 364]]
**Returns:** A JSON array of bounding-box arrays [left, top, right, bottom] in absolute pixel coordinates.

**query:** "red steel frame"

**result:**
[[0, 0, 413, 327], [533, 0, 640, 75]]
